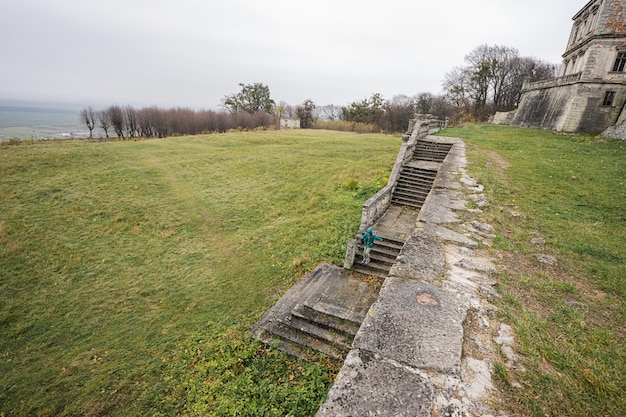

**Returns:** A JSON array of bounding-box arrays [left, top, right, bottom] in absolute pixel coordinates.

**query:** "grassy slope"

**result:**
[[2, 125, 624, 416], [0, 130, 399, 416], [438, 125, 625, 417]]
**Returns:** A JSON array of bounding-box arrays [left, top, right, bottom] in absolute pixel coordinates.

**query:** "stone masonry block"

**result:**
[[354, 277, 470, 375]]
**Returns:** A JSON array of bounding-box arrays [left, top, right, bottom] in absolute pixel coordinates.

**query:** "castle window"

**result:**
[[612, 52, 626, 72], [603, 91, 616, 106]]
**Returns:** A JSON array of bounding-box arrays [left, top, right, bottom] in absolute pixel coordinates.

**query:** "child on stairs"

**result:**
[[360, 227, 383, 264]]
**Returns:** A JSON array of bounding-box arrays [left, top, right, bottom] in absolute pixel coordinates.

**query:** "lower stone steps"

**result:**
[[252, 264, 380, 360]]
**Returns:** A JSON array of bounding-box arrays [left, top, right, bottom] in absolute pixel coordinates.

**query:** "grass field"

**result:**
[[2, 125, 624, 416], [438, 125, 625, 417], [0, 129, 400, 416]]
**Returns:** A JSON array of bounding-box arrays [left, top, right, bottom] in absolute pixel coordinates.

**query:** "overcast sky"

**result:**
[[1, 0, 585, 110]]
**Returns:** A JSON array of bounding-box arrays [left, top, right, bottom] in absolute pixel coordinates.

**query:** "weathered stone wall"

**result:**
[[511, 83, 571, 131], [491, 111, 516, 125], [511, 81, 626, 134]]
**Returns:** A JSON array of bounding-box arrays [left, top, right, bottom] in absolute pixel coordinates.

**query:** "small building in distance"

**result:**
[[511, 0, 626, 138]]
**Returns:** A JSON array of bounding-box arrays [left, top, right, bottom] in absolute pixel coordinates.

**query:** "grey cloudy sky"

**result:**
[[1, 0, 584, 110]]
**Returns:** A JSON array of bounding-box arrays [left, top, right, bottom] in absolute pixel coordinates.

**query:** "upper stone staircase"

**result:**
[[390, 164, 437, 209], [413, 140, 454, 162], [351, 138, 452, 277]]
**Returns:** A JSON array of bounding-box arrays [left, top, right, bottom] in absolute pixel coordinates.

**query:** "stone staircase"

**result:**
[[252, 264, 380, 360], [413, 140, 454, 162], [348, 234, 405, 279], [390, 165, 438, 209], [351, 138, 454, 278]]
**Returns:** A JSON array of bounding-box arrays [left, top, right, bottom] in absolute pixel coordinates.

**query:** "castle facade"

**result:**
[[511, 0, 626, 137]]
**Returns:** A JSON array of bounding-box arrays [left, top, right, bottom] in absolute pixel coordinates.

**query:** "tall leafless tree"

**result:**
[[97, 110, 111, 138], [107, 105, 125, 138], [124, 106, 139, 138], [80, 106, 97, 138]]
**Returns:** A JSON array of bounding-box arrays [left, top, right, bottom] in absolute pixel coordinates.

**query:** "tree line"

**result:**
[[334, 44, 557, 128], [80, 105, 274, 139], [80, 44, 558, 138]]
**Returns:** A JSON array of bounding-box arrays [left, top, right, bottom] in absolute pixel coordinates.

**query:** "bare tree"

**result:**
[[316, 104, 342, 121], [82, 103, 275, 139], [443, 66, 473, 115], [429, 95, 456, 121], [138, 107, 160, 138], [464, 44, 495, 119], [383, 100, 415, 133], [80, 106, 97, 138], [123, 106, 139, 138], [97, 110, 111, 138], [443, 44, 560, 120], [106, 105, 125, 138]]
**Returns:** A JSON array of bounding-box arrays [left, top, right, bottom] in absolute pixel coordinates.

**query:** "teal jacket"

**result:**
[[361, 231, 382, 248]]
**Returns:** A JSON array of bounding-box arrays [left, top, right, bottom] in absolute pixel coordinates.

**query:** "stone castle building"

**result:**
[[511, 0, 626, 137]]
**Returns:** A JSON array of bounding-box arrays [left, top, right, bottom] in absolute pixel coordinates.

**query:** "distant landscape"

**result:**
[[0, 100, 92, 140]]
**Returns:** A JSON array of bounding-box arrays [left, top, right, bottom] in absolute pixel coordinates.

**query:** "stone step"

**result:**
[[349, 262, 390, 279], [400, 171, 437, 182], [413, 154, 450, 163], [302, 276, 380, 325], [355, 242, 401, 259], [401, 166, 438, 175], [391, 196, 426, 208], [392, 190, 429, 201], [390, 202, 423, 210], [391, 165, 437, 209], [396, 176, 434, 190], [286, 315, 353, 351], [393, 187, 430, 200], [355, 249, 397, 265], [413, 141, 454, 163], [292, 275, 381, 336], [252, 264, 345, 341], [292, 303, 361, 336], [355, 234, 405, 250], [264, 318, 348, 360], [396, 180, 434, 193]]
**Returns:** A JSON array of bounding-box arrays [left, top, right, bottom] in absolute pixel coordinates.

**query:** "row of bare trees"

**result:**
[[80, 105, 274, 139], [441, 44, 558, 122]]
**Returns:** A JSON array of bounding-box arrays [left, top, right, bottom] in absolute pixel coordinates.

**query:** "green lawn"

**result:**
[[438, 124, 625, 417], [2, 125, 624, 416], [0, 129, 399, 416]]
